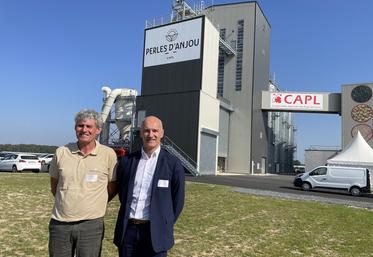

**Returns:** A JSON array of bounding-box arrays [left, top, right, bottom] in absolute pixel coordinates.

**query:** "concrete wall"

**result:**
[[201, 18, 219, 97], [198, 17, 220, 137], [199, 92, 220, 134], [197, 18, 220, 174], [304, 149, 339, 172], [206, 2, 270, 173], [218, 105, 230, 157], [250, 4, 270, 173]]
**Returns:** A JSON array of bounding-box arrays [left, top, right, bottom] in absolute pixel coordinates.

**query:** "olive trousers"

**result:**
[[49, 217, 104, 257]]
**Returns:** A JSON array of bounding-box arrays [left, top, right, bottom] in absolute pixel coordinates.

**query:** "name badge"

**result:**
[[85, 174, 98, 182], [157, 179, 169, 188]]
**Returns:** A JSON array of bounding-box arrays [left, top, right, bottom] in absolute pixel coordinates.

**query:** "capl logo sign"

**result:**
[[144, 17, 202, 67], [270, 93, 323, 110]]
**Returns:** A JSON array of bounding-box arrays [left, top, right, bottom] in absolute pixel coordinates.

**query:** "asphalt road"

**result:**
[[186, 173, 373, 209]]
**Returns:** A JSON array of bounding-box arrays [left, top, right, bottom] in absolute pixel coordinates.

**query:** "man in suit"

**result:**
[[114, 115, 185, 257]]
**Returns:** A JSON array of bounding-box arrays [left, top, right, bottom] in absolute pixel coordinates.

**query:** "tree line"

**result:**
[[0, 144, 58, 154]]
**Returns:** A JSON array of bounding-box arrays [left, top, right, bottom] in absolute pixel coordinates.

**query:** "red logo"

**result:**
[[272, 94, 282, 103]]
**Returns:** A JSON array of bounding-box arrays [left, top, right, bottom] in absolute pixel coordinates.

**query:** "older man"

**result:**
[[114, 115, 185, 257], [49, 109, 117, 257]]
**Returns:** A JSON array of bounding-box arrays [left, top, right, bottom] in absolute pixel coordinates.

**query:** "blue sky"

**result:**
[[0, 0, 372, 162]]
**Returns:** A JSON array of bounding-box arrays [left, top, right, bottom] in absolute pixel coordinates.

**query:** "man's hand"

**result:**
[[108, 181, 118, 202], [50, 177, 58, 197]]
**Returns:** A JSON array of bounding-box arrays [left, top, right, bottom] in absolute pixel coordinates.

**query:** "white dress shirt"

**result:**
[[129, 146, 161, 220]]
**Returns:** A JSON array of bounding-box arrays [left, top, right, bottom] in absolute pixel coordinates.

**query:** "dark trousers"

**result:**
[[49, 218, 104, 257], [118, 222, 167, 257]]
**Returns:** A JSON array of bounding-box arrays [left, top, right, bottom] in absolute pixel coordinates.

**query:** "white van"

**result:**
[[293, 166, 371, 196]]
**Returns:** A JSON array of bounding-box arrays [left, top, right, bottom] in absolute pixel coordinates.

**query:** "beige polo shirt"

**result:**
[[49, 141, 117, 222]]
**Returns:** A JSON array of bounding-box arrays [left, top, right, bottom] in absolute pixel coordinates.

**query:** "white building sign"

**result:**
[[144, 18, 202, 67], [270, 93, 324, 110]]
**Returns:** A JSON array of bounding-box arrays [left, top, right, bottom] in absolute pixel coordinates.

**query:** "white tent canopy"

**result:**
[[327, 131, 373, 167]]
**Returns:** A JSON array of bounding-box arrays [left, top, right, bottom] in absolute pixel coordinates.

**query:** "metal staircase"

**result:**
[[162, 136, 199, 176]]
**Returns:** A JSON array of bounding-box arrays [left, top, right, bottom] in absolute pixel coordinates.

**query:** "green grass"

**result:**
[[0, 173, 372, 257]]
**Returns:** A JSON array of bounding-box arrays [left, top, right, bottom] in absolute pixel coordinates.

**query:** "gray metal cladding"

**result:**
[[141, 59, 202, 96], [136, 92, 200, 162]]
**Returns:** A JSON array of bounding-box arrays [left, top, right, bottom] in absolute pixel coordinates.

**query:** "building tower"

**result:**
[[205, 2, 271, 173], [135, 1, 294, 174]]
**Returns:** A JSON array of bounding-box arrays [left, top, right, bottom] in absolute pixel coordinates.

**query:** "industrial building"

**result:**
[[132, 1, 295, 175], [99, 1, 296, 175], [267, 81, 296, 173], [99, 1, 373, 176]]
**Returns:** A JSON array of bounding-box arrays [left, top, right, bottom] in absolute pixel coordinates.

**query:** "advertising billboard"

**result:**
[[341, 83, 373, 146], [270, 92, 324, 110], [144, 17, 202, 67]]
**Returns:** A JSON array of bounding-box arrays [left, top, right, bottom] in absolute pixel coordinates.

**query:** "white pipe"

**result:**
[[101, 86, 111, 99], [101, 87, 138, 123]]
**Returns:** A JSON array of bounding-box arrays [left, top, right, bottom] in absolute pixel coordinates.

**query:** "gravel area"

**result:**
[[232, 187, 373, 210]]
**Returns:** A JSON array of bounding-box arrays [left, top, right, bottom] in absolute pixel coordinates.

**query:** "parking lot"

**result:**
[[187, 173, 373, 209], [0, 152, 52, 173]]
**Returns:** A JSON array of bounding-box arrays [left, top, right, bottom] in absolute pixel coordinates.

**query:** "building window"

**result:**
[[235, 20, 244, 91], [217, 28, 226, 97]]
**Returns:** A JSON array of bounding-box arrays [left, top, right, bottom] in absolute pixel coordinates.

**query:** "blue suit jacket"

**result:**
[[113, 148, 185, 252]]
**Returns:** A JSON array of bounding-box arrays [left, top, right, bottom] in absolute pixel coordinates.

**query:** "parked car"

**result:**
[[39, 153, 54, 172], [0, 152, 12, 160], [0, 154, 41, 173], [39, 154, 54, 165], [293, 164, 305, 174], [293, 165, 371, 196]]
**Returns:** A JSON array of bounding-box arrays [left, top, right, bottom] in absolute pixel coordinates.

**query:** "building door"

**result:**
[[261, 157, 266, 174], [217, 157, 226, 173], [199, 132, 217, 175]]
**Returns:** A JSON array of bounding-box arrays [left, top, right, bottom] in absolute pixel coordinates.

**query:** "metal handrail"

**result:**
[[145, 0, 209, 29], [219, 37, 236, 56], [162, 135, 198, 169]]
